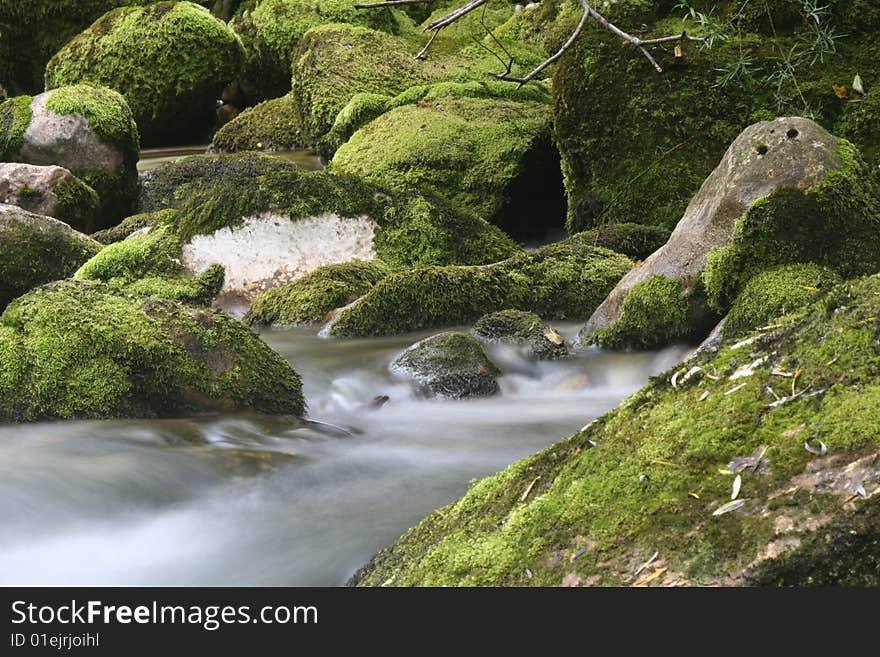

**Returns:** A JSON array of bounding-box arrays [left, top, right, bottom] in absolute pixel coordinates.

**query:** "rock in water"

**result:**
[[45, 2, 244, 144], [0, 85, 139, 228], [0, 203, 101, 310], [391, 332, 501, 400], [0, 162, 99, 232], [580, 117, 880, 350], [0, 279, 305, 422], [473, 310, 569, 360]]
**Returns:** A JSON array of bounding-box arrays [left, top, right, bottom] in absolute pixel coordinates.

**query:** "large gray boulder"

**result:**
[[391, 332, 501, 400], [0, 162, 99, 232], [579, 117, 844, 349], [0, 203, 102, 310]]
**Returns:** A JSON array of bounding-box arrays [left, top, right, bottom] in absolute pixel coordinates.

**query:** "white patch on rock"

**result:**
[[181, 212, 378, 312]]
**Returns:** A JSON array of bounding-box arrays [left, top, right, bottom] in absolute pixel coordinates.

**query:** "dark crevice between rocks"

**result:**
[[496, 136, 567, 244]]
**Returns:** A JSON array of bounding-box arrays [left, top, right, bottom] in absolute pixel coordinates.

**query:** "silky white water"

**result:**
[[0, 325, 689, 585]]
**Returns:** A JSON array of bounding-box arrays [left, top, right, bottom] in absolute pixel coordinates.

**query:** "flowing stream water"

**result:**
[[0, 323, 689, 585]]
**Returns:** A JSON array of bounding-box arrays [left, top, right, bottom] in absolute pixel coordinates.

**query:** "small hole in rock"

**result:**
[[757, 144, 769, 155], [787, 128, 799, 139]]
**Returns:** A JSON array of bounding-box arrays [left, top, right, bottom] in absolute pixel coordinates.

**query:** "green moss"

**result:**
[[570, 222, 670, 261], [290, 24, 428, 145], [473, 309, 568, 360], [246, 259, 391, 326], [51, 175, 101, 233], [352, 273, 880, 587], [0, 95, 33, 160], [45, 2, 245, 144], [391, 331, 500, 399], [0, 204, 103, 310], [327, 240, 632, 337], [210, 93, 304, 152], [725, 263, 842, 338], [702, 140, 880, 313], [44, 84, 140, 153], [320, 92, 392, 158], [374, 194, 519, 270], [553, 19, 880, 233], [91, 212, 157, 244], [0, 279, 304, 421], [591, 276, 694, 350], [331, 96, 563, 240]]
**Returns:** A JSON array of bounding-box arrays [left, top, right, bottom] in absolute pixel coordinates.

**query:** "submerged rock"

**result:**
[[391, 332, 500, 400], [246, 260, 391, 326], [473, 310, 568, 360], [352, 272, 880, 586], [0, 85, 139, 228], [0, 279, 305, 422], [581, 118, 880, 350], [0, 203, 101, 310], [0, 162, 99, 232], [325, 240, 632, 337], [45, 2, 245, 144]]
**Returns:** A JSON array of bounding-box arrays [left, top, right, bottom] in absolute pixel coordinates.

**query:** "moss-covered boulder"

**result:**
[[391, 332, 500, 399], [0, 279, 304, 422], [231, 0, 401, 102], [701, 140, 880, 315], [44, 2, 245, 144], [210, 93, 304, 152], [0, 86, 140, 229], [553, 9, 880, 233], [473, 310, 568, 360], [91, 212, 158, 244], [246, 260, 390, 326], [331, 94, 564, 241], [724, 263, 842, 338], [82, 152, 518, 311], [290, 24, 427, 146], [351, 272, 880, 586], [581, 118, 877, 350], [325, 240, 633, 337], [0, 203, 102, 310], [0, 163, 99, 232], [0, 1, 160, 95], [570, 223, 670, 262]]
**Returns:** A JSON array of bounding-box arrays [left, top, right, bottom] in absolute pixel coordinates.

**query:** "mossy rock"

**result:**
[[351, 272, 880, 586], [0, 203, 102, 310], [581, 120, 875, 351], [290, 24, 428, 145], [325, 240, 633, 337], [91, 212, 158, 244], [0, 279, 305, 422], [553, 17, 880, 233], [332, 95, 564, 241], [0, 1, 164, 95], [231, 0, 400, 102], [391, 331, 500, 399], [725, 263, 842, 338], [45, 2, 245, 144], [210, 93, 304, 152], [473, 309, 569, 360], [0, 86, 140, 229], [84, 153, 518, 307], [570, 223, 670, 261], [590, 275, 712, 350], [702, 140, 880, 314], [75, 218, 226, 305], [246, 259, 391, 326]]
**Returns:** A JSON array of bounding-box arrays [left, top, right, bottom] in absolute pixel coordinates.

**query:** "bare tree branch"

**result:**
[[357, 0, 710, 82]]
